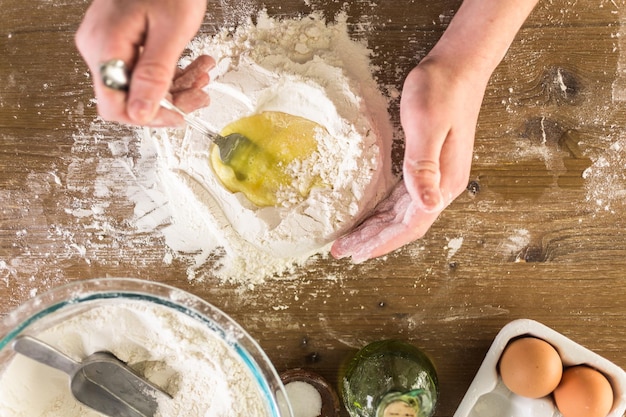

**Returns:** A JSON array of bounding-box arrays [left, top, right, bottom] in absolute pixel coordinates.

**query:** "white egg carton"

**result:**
[[453, 319, 626, 417]]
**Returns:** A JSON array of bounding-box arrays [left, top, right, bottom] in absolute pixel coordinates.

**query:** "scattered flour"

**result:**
[[134, 11, 394, 285], [582, 137, 626, 213], [0, 300, 271, 416], [445, 237, 464, 260], [500, 229, 531, 257]]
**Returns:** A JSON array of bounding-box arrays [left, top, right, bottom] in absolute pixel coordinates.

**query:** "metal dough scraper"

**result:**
[[12, 335, 170, 417]]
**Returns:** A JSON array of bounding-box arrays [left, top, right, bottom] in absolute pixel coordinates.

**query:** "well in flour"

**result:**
[[136, 11, 395, 285]]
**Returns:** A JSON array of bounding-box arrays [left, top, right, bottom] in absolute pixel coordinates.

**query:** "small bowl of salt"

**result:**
[[278, 368, 341, 417]]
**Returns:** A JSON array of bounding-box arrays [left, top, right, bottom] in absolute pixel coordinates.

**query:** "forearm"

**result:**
[[426, 0, 539, 84]]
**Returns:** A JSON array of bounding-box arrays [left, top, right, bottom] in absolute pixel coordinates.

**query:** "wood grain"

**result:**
[[2, 1, 626, 416]]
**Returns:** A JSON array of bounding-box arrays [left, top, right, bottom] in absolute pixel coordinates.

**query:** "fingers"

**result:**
[[172, 88, 211, 113], [403, 159, 446, 213], [126, 3, 205, 124], [331, 222, 407, 263], [331, 182, 440, 263], [144, 54, 212, 125], [75, 0, 207, 126], [139, 53, 214, 126], [171, 55, 215, 93], [331, 183, 409, 262]]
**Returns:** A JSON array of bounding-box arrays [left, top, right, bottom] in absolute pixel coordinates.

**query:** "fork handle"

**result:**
[[158, 98, 218, 140], [99, 59, 219, 141]]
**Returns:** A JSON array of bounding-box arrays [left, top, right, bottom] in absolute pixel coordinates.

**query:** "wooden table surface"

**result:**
[[2, 0, 626, 416]]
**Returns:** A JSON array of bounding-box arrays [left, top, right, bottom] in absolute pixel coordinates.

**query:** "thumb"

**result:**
[[126, 46, 178, 124], [403, 158, 445, 213], [401, 108, 448, 214], [126, 12, 201, 124]]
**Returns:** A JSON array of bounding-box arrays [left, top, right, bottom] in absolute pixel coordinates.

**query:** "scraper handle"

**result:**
[[12, 335, 79, 376]]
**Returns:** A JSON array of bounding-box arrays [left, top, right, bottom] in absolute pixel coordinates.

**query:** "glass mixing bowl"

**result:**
[[0, 277, 293, 417]]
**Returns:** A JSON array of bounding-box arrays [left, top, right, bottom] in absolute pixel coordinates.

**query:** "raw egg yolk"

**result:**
[[553, 365, 613, 417], [210, 111, 326, 207], [498, 337, 563, 398]]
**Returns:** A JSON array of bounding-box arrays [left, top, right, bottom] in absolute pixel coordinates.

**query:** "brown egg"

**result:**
[[498, 336, 563, 398], [554, 365, 614, 417]]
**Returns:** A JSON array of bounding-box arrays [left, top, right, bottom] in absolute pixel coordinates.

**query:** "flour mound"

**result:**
[[148, 12, 394, 284], [0, 301, 269, 416]]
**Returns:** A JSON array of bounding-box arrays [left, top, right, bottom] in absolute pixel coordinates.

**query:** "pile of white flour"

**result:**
[[138, 11, 394, 285], [0, 300, 270, 416]]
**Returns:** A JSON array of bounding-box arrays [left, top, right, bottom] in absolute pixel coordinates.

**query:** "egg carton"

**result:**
[[453, 319, 626, 417]]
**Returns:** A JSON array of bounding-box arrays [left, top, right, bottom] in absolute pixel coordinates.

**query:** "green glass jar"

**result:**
[[339, 340, 439, 417]]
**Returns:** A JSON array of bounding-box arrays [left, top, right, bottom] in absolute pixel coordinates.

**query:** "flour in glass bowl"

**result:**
[[0, 301, 272, 416], [139, 11, 395, 285]]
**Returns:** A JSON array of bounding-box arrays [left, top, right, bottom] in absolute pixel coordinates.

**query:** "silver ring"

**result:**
[[99, 59, 130, 91]]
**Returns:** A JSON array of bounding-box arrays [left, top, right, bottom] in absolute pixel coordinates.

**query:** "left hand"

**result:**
[[331, 55, 486, 263]]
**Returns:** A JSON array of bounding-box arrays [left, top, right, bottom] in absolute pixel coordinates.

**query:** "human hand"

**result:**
[[75, 0, 208, 126], [331, 57, 487, 263], [331, 0, 539, 263]]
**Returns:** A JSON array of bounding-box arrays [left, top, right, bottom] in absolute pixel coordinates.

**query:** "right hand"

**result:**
[[75, 0, 208, 126]]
